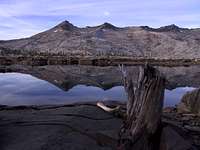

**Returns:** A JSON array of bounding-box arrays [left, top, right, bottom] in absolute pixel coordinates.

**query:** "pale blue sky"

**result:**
[[0, 0, 199, 40]]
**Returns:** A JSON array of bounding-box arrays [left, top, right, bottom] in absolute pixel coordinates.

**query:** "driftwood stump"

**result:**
[[118, 65, 165, 150]]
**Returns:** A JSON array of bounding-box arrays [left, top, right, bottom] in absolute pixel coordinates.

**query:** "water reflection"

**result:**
[[0, 73, 196, 107], [0, 73, 126, 106]]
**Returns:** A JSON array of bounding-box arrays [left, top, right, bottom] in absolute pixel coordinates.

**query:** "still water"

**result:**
[[0, 73, 195, 106]]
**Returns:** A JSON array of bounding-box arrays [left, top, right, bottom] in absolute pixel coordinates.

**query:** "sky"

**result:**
[[0, 0, 200, 40]]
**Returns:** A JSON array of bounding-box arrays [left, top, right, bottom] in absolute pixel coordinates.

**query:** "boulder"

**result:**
[[177, 88, 200, 115]]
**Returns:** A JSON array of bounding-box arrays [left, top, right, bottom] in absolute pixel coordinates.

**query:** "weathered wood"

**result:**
[[97, 102, 126, 118], [118, 65, 165, 150], [97, 102, 121, 113]]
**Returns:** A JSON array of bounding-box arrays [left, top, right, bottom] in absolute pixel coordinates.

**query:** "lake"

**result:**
[[0, 72, 195, 106]]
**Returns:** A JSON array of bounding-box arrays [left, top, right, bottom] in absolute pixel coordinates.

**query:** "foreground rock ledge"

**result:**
[[0, 103, 199, 150], [0, 104, 122, 150]]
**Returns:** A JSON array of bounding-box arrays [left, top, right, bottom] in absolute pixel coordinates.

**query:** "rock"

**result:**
[[163, 107, 176, 113], [0, 104, 122, 150], [177, 89, 200, 115], [160, 126, 196, 150], [156, 24, 182, 32], [184, 125, 200, 132], [53, 20, 78, 31], [177, 102, 191, 114], [0, 102, 199, 149], [98, 23, 118, 30]]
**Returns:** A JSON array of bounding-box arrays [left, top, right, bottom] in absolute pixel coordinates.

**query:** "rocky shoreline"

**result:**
[[0, 101, 199, 150], [0, 55, 200, 67], [163, 107, 200, 149]]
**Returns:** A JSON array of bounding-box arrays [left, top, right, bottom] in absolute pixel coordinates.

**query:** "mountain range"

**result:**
[[0, 21, 200, 59]]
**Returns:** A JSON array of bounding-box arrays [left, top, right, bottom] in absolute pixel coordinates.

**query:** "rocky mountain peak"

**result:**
[[140, 26, 154, 31], [157, 24, 181, 32], [53, 20, 77, 31], [99, 22, 118, 30], [141, 24, 184, 32]]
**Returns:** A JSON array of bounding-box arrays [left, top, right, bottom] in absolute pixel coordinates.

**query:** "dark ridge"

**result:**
[[98, 22, 118, 30], [140, 26, 155, 31], [141, 24, 188, 32], [157, 24, 182, 32], [53, 20, 77, 31]]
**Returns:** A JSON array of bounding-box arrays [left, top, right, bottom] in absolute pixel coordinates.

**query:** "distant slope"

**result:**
[[0, 21, 200, 59]]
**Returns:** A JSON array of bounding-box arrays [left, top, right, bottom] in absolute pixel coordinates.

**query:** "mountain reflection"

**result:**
[[0, 65, 200, 106]]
